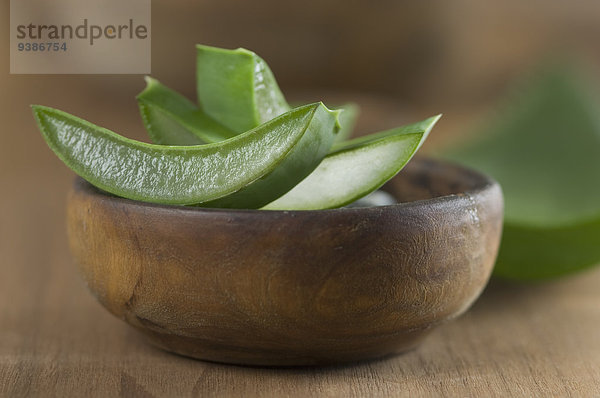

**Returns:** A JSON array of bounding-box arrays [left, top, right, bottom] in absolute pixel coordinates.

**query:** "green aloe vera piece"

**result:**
[[335, 102, 359, 142], [33, 103, 340, 208], [138, 81, 359, 147], [443, 66, 600, 280], [137, 77, 236, 145], [196, 44, 290, 133], [140, 46, 357, 146], [263, 115, 439, 210], [331, 114, 440, 152]]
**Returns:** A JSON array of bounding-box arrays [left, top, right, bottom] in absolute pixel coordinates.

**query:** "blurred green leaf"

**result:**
[[444, 65, 600, 280], [335, 102, 359, 142]]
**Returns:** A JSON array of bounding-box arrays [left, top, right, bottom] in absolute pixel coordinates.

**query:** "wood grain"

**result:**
[[2, 163, 600, 397], [65, 158, 502, 366]]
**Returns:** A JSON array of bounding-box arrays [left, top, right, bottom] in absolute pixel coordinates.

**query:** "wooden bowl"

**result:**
[[67, 157, 503, 366]]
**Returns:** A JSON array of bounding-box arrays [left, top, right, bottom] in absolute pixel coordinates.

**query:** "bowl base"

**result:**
[[137, 327, 432, 367]]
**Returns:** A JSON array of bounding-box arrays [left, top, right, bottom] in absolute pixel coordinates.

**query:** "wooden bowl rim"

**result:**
[[70, 157, 500, 216]]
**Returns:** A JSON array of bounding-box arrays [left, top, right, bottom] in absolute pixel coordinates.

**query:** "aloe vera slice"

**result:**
[[335, 102, 359, 142], [196, 44, 290, 133], [138, 78, 358, 148], [140, 78, 358, 148], [137, 77, 236, 145], [263, 115, 439, 210], [135, 45, 355, 145], [33, 103, 339, 208], [443, 66, 600, 280], [331, 115, 440, 152]]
